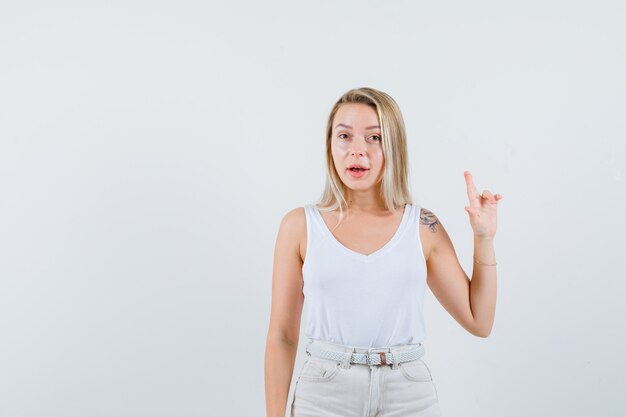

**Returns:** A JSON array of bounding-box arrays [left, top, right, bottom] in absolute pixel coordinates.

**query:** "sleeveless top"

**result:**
[[302, 203, 428, 349]]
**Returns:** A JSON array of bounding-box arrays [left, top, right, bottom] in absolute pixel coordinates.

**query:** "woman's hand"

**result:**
[[463, 171, 502, 239]]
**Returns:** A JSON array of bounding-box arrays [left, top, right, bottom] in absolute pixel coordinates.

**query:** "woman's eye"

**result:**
[[336, 133, 380, 141]]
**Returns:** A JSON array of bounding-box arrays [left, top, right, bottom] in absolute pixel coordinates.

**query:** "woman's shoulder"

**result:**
[[281, 203, 327, 223], [414, 205, 444, 262], [277, 205, 309, 239], [279, 205, 307, 231], [415, 205, 441, 232], [277, 206, 308, 262]]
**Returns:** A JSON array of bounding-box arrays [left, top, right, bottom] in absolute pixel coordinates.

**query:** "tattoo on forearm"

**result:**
[[420, 208, 440, 233]]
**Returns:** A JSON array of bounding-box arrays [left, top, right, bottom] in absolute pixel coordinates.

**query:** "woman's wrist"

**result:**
[[474, 234, 495, 243], [473, 235, 496, 265]]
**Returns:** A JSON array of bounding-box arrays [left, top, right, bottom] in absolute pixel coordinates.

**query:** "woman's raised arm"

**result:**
[[422, 171, 501, 337]]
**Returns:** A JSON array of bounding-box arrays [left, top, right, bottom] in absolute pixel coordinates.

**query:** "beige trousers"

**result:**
[[290, 338, 443, 417]]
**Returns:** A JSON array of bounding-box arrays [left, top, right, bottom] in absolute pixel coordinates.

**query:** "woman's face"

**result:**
[[331, 103, 384, 191]]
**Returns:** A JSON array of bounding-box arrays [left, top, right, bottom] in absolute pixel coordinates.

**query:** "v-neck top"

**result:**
[[302, 203, 428, 349]]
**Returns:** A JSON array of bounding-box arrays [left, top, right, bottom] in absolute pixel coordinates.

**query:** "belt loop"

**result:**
[[341, 346, 355, 369], [340, 349, 348, 369], [389, 348, 399, 370]]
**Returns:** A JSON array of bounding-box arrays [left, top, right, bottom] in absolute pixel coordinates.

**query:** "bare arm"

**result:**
[[470, 235, 497, 336], [264, 208, 306, 417], [421, 208, 497, 337]]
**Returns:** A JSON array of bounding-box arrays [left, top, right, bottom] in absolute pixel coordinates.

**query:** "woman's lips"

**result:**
[[347, 168, 369, 178]]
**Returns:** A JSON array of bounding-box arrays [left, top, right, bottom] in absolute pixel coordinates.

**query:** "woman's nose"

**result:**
[[350, 138, 366, 156]]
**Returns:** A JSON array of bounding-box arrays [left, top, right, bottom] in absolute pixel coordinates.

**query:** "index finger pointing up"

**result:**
[[464, 171, 480, 202]]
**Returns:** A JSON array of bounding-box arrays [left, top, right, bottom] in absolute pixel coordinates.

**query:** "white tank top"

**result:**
[[302, 203, 428, 349]]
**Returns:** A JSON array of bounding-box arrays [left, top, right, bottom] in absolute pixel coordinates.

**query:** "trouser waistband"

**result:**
[[305, 338, 425, 369]]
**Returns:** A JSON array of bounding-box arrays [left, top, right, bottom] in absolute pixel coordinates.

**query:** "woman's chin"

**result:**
[[343, 180, 376, 190]]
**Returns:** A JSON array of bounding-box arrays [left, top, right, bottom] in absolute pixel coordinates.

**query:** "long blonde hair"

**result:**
[[316, 87, 414, 224]]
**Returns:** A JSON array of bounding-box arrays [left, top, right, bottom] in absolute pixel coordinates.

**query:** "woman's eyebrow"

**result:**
[[334, 123, 380, 129]]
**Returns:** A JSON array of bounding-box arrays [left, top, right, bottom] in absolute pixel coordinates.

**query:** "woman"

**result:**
[[265, 87, 502, 417]]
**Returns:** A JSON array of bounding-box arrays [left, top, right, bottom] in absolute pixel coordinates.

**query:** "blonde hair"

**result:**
[[316, 87, 414, 224]]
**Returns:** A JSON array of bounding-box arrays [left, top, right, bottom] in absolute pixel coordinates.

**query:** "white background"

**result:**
[[1, 1, 625, 416]]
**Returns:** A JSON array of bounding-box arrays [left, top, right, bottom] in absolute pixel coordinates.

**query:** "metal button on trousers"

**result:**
[[290, 338, 443, 417]]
